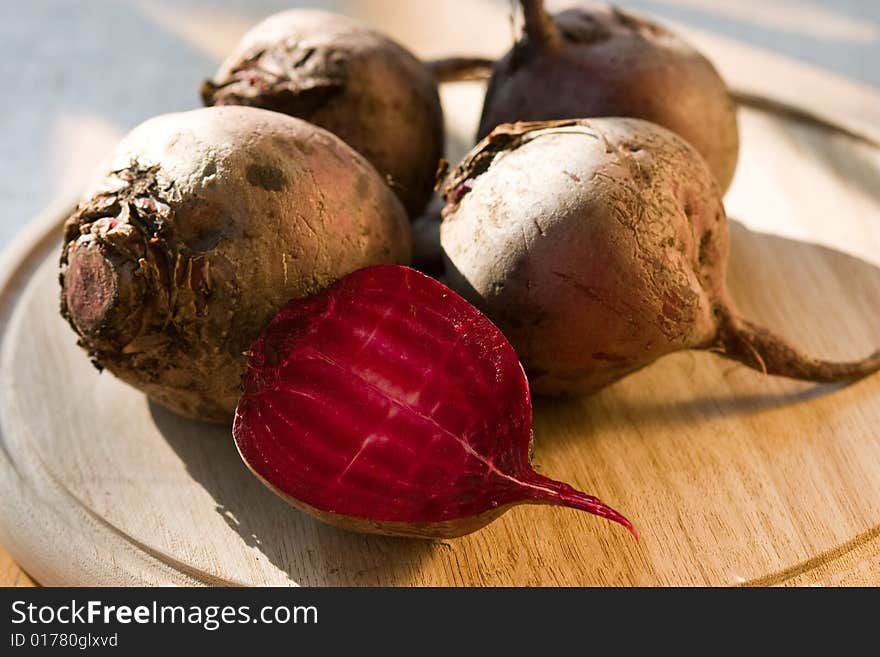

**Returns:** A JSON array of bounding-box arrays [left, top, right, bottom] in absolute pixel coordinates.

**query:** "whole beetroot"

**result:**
[[440, 118, 880, 396], [60, 106, 410, 422], [202, 9, 444, 217], [478, 0, 739, 192]]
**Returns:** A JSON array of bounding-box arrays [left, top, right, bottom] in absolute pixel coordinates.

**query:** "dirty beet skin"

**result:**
[[60, 106, 410, 422]]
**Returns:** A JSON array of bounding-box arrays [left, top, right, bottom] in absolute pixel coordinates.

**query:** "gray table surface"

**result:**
[[1, 0, 877, 251]]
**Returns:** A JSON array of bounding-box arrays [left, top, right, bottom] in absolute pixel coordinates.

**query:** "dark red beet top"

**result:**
[[233, 265, 633, 538]]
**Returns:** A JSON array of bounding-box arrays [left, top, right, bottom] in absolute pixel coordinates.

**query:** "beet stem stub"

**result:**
[[233, 265, 633, 540], [717, 309, 880, 384], [521, 0, 562, 52], [63, 243, 119, 336]]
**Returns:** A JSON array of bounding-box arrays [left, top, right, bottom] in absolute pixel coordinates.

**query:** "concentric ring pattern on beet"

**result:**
[[233, 265, 633, 538]]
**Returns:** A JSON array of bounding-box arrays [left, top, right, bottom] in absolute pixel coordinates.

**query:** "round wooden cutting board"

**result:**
[[1, 28, 879, 586]]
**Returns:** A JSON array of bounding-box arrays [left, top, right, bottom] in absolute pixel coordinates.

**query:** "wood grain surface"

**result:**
[[1, 3, 879, 587]]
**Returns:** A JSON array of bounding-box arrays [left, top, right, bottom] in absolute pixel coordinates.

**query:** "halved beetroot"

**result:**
[[233, 265, 634, 539]]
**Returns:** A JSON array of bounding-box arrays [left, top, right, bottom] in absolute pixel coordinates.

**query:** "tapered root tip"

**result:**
[[717, 312, 880, 384], [561, 492, 639, 540], [530, 475, 637, 539]]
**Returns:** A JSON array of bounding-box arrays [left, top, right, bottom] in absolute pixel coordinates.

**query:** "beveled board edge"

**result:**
[[0, 200, 246, 586]]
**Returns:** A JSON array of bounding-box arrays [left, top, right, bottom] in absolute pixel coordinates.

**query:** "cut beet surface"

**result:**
[[233, 265, 634, 539]]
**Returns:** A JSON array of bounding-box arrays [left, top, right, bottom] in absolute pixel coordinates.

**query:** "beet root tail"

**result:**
[[716, 312, 880, 384], [428, 57, 495, 83], [525, 474, 637, 539]]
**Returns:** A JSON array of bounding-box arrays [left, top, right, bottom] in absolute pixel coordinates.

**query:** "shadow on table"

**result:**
[[151, 404, 437, 586]]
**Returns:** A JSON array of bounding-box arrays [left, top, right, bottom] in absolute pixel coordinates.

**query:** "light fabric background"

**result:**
[[1, 0, 877, 249]]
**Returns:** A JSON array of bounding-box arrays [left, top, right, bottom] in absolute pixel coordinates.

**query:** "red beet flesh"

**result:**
[[233, 265, 633, 539]]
